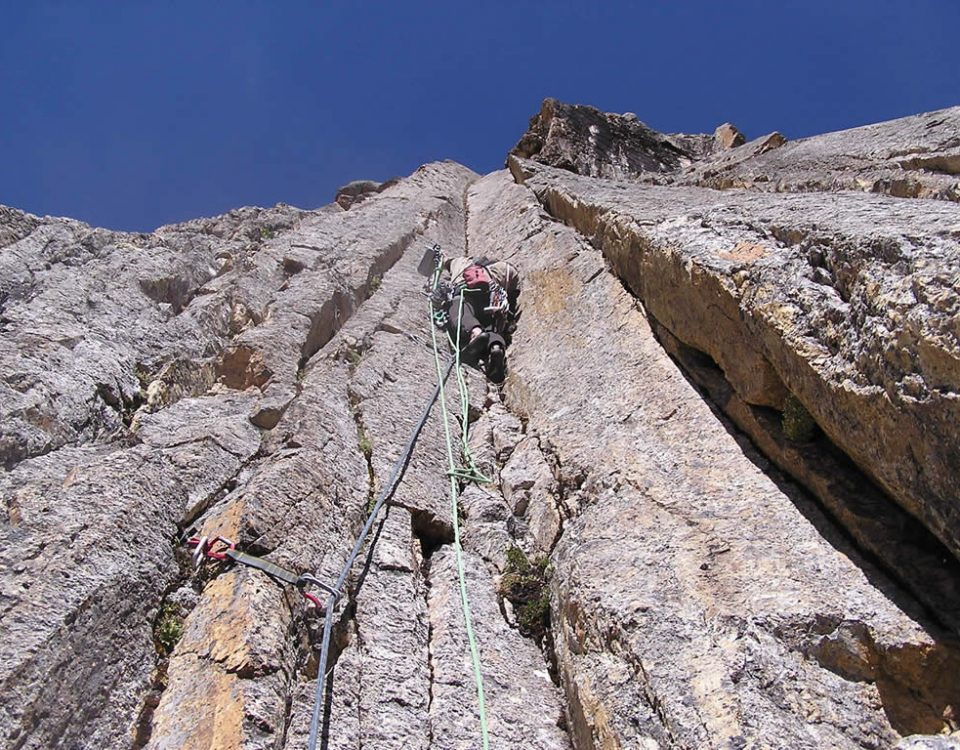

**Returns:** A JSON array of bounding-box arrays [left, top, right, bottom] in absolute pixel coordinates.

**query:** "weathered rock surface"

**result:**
[[510, 98, 707, 179], [334, 179, 398, 210], [509, 155, 960, 612], [714, 122, 746, 150], [0, 202, 322, 468], [512, 97, 960, 204], [898, 735, 960, 750], [681, 106, 960, 201], [1, 386, 264, 750], [2, 160, 569, 749], [4, 100, 960, 750], [278, 177, 569, 750], [475, 166, 960, 748]]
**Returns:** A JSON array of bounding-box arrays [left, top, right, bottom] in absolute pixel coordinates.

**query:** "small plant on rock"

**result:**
[[358, 429, 373, 459], [134, 363, 153, 390], [154, 601, 184, 656], [782, 394, 818, 443], [499, 546, 552, 642], [346, 347, 363, 369]]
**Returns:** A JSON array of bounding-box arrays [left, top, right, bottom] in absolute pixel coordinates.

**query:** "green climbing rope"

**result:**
[[446, 291, 491, 486], [429, 266, 491, 750]]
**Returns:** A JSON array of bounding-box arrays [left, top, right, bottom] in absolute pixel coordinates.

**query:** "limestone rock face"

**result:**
[[3, 101, 960, 750], [476, 166, 960, 749], [682, 106, 960, 201], [1, 161, 570, 750], [714, 122, 746, 150], [513, 97, 960, 203], [510, 157, 960, 608], [510, 97, 700, 179], [335, 179, 394, 210]]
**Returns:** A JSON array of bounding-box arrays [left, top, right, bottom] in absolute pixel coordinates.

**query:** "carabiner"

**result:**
[[186, 535, 235, 566]]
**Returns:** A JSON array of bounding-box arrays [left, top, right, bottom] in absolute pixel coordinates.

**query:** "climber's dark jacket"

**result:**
[[445, 258, 520, 338]]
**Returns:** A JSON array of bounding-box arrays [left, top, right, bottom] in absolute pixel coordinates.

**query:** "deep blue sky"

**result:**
[[2, 1, 958, 232]]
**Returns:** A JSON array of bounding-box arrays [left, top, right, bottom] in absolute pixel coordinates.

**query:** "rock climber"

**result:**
[[427, 252, 521, 384]]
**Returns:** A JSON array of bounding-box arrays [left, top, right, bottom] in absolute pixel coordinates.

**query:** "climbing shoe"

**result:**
[[485, 343, 506, 384], [460, 330, 490, 368]]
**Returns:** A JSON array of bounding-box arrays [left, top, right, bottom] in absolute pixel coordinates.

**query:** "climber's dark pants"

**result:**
[[447, 294, 505, 366], [448, 294, 484, 343]]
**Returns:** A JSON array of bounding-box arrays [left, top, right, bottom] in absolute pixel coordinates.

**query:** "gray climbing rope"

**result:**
[[306, 358, 454, 750]]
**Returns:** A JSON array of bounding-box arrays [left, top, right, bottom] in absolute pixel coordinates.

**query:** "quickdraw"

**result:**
[[186, 535, 341, 609], [485, 281, 508, 315], [425, 279, 453, 329]]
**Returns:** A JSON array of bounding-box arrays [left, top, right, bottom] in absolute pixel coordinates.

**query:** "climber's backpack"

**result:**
[[462, 264, 491, 289]]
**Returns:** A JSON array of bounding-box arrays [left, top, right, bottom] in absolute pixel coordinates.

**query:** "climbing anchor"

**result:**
[[186, 535, 341, 609]]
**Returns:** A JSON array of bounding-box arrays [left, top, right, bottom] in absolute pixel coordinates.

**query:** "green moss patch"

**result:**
[[499, 547, 552, 641], [782, 394, 818, 443]]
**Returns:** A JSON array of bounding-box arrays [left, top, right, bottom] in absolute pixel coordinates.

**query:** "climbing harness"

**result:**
[[183, 243, 493, 750]]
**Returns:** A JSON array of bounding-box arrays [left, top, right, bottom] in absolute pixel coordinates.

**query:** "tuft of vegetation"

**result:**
[[346, 347, 363, 368], [134, 363, 153, 390], [499, 547, 552, 641], [154, 601, 184, 657], [358, 428, 373, 459], [259, 227, 275, 241], [368, 274, 382, 294], [782, 394, 818, 442]]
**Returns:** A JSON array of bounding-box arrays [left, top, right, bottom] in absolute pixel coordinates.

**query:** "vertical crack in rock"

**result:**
[[0, 164, 475, 750], [415, 532, 439, 750], [131, 546, 199, 750], [1, 388, 264, 750], [534, 434, 584, 558], [274, 162, 479, 750], [463, 164, 960, 748], [517, 158, 960, 637], [461, 181, 472, 258], [312, 164, 574, 750], [296, 225, 418, 376], [346, 384, 377, 518]]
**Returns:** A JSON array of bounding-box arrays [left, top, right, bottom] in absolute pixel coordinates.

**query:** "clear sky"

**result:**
[[2, 1, 958, 232]]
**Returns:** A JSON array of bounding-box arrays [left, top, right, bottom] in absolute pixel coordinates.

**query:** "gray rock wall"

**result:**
[[509, 156, 960, 600], [471, 168, 960, 749], [3, 101, 959, 750], [2, 161, 572, 749], [680, 106, 960, 202]]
